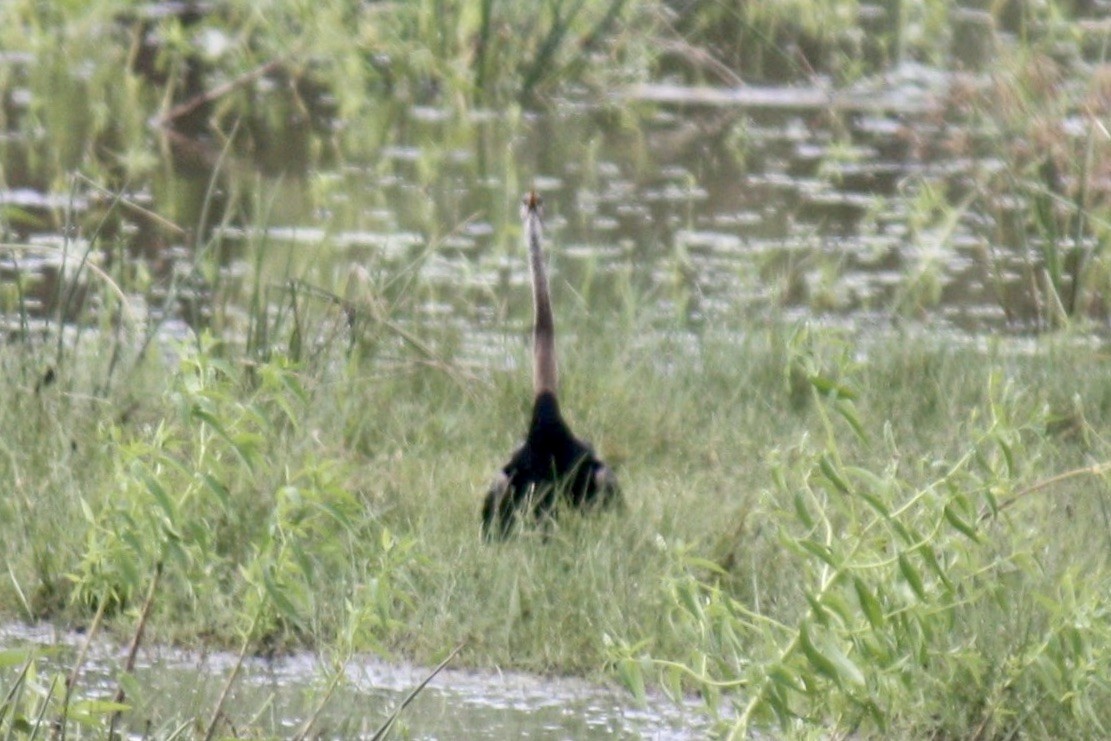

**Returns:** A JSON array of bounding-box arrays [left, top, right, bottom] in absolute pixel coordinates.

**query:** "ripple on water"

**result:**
[[0, 623, 714, 739], [3, 67, 1105, 343]]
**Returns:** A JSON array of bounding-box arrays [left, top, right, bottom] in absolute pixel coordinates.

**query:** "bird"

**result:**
[[481, 190, 622, 540]]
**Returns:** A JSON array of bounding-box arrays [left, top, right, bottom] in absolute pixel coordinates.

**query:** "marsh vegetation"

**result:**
[[3, 0, 1111, 737]]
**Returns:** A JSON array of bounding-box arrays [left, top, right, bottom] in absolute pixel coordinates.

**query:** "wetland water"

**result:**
[[5, 57, 1107, 357], [2, 623, 706, 738]]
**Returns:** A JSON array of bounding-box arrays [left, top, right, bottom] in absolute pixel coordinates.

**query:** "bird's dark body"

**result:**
[[482, 392, 619, 540], [481, 190, 621, 540]]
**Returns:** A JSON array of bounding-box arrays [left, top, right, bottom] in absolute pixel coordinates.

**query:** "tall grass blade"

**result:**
[[370, 643, 463, 741]]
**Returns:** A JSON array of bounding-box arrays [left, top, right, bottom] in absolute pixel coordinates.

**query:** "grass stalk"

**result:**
[[154, 59, 285, 129], [192, 117, 240, 259], [25, 672, 55, 741], [980, 461, 1111, 521], [74, 172, 186, 237], [202, 606, 263, 741], [370, 643, 464, 741], [58, 596, 108, 741], [0, 243, 142, 330], [520, 0, 588, 99], [291, 663, 346, 741], [1067, 33, 1110, 315], [473, 0, 495, 97], [0, 658, 32, 734], [108, 559, 164, 739]]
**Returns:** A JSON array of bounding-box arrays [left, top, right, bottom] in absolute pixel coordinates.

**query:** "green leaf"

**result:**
[[844, 466, 891, 517], [313, 498, 354, 530], [279, 370, 308, 403], [291, 541, 315, 582], [834, 399, 867, 442], [794, 490, 815, 528], [819, 455, 850, 495], [889, 518, 918, 546], [138, 467, 174, 520], [661, 664, 682, 701], [805, 592, 830, 626], [191, 407, 226, 435], [768, 664, 805, 692], [854, 577, 885, 629], [68, 698, 131, 721], [808, 374, 858, 400], [944, 503, 980, 542], [996, 434, 1016, 477], [616, 658, 645, 704], [263, 571, 300, 623], [80, 496, 96, 524], [676, 580, 704, 621], [201, 473, 231, 508], [799, 623, 865, 690], [0, 648, 32, 669], [798, 538, 838, 567], [717, 617, 740, 657], [822, 590, 855, 625], [918, 544, 954, 593], [1, 204, 46, 228], [118, 671, 143, 705], [825, 639, 866, 689], [898, 552, 926, 600], [683, 557, 728, 576], [798, 622, 840, 684]]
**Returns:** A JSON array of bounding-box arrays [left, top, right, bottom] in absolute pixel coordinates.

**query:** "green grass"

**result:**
[[4, 285, 1111, 736]]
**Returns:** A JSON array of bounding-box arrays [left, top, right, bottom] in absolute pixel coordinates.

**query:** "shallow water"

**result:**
[[2, 43, 1106, 351], [1, 622, 710, 738]]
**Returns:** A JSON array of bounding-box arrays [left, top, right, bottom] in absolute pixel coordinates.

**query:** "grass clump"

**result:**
[[609, 331, 1111, 737], [887, 8, 1111, 328]]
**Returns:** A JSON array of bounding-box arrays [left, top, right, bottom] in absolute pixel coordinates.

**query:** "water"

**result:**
[[3, 43, 1106, 351], [1, 623, 709, 739]]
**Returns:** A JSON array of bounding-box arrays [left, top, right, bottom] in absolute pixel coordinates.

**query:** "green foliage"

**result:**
[[0, 648, 126, 738], [3, 336, 409, 737], [666, 0, 872, 83], [74, 335, 392, 643], [611, 336, 1111, 737], [5, 286, 1111, 736], [0, 0, 643, 152]]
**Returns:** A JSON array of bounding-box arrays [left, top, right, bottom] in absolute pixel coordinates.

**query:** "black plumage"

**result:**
[[481, 191, 621, 540]]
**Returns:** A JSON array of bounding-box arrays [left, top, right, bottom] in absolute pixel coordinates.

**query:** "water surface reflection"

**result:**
[[1, 622, 707, 739]]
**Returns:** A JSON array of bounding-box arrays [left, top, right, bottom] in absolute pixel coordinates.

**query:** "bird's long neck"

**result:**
[[525, 193, 558, 396]]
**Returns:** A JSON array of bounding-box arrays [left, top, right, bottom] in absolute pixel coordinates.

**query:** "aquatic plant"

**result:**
[[0, 647, 128, 739], [895, 10, 1111, 329], [0, 0, 647, 194]]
